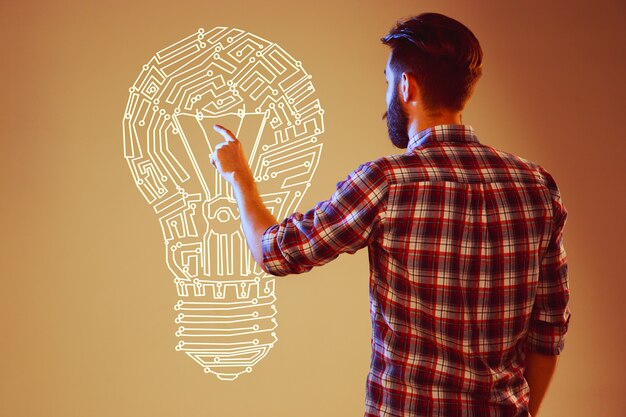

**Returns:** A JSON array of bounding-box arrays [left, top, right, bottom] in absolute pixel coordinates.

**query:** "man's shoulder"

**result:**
[[334, 155, 414, 193], [488, 146, 566, 213], [349, 154, 411, 186], [334, 157, 391, 191], [357, 152, 455, 185], [485, 145, 558, 188], [486, 144, 541, 170]]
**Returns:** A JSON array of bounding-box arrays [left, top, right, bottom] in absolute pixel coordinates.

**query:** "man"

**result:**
[[209, 12, 570, 417]]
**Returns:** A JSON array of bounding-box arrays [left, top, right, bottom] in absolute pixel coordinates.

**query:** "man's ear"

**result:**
[[399, 72, 410, 102], [400, 72, 420, 103]]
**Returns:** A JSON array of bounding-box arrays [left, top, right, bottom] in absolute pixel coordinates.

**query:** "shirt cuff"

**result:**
[[525, 314, 571, 355], [261, 223, 292, 277]]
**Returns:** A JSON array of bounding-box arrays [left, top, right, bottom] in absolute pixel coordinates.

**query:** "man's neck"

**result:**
[[407, 110, 463, 140]]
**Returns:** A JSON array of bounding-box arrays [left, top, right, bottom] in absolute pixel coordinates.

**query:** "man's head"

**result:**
[[381, 13, 483, 148]]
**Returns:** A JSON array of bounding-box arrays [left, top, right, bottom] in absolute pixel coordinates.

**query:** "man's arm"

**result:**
[[524, 169, 571, 417], [210, 124, 388, 277], [524, 352, 559, 416], [209, 124, 277, 273]]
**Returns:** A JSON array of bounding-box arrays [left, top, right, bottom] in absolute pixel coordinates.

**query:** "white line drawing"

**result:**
[[122, 27, 325, 380]]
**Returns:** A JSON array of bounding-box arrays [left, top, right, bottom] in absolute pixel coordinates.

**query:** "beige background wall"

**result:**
[[1, 0, 624, 416]]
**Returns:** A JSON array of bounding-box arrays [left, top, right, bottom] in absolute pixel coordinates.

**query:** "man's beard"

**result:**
[[383, 85, 410, 149]]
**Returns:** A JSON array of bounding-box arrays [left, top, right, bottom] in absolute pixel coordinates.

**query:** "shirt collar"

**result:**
[[407, 124, 480, 153]]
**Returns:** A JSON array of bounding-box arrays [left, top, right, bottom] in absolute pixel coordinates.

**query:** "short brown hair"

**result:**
[[381, 12, 483, 112]]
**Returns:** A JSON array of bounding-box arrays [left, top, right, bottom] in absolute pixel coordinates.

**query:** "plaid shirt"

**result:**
[[262, 124, 570, 417]]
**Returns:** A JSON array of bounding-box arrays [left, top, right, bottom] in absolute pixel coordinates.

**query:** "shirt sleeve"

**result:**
[[526, 170, 571, 355], [261, 160, 388, 277]]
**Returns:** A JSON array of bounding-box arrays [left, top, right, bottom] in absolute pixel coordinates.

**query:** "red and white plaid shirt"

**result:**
[[262, 124, 570, 417]]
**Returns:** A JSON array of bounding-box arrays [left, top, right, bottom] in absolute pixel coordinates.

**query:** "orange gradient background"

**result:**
[[1, 0, 624, 416]]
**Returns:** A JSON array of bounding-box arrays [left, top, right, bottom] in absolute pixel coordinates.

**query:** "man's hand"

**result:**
[[209, 124, 255, 187]]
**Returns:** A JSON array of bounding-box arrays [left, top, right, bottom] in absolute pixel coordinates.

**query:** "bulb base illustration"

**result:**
[[173, 275, 277, 380]]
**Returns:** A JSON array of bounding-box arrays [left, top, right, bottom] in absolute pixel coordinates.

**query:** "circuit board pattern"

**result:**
[[122, 27, 324, 380]]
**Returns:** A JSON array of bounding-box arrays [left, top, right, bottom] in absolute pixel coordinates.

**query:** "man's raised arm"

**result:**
[[209, 124, 277, 273]]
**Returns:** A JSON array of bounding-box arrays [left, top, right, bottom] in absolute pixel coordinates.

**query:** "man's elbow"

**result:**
[[256, 257, 278, 275]]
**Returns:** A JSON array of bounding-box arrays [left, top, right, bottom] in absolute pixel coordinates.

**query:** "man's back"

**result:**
[[362, 124, 571, 416], [262, 124, 570, 416]]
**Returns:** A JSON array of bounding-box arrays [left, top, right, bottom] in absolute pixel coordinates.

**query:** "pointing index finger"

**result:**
[[213, 124, 237, 142]]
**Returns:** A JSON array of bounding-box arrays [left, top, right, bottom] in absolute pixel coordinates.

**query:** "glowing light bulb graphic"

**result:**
[[122, 27, 324, 380]]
